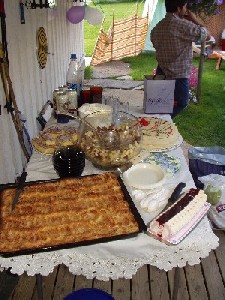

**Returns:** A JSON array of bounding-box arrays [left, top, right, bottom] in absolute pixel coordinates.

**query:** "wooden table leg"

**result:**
[[208, 52, 223, 70], [172, 267, 180, 300], [216, 57, 222, 70], [36, 274, 43, 300]]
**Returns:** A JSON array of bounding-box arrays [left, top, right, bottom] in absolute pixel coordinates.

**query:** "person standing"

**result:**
[[151, 0, 211, 118]]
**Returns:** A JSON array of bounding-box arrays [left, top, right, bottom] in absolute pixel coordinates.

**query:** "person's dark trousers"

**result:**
[[155, 66, 189, 118], [172, 78, 189, 118]]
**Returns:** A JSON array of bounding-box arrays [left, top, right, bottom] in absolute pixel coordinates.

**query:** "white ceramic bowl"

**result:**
[[78, 103, 112, 120], [123, 163, 166, 190], [78, 103, 113, 128]]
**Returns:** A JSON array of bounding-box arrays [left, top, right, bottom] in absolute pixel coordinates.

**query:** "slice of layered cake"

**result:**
[[149, 189, 210, 244]]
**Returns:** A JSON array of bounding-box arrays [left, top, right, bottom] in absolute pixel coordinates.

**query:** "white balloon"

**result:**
[[85, 6, 103, 26]]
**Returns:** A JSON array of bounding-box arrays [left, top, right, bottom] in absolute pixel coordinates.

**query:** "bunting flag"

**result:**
[[91, 12, 148, 65]]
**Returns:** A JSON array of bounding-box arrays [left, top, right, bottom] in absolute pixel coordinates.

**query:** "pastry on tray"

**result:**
[[0, 173, 145, 255]]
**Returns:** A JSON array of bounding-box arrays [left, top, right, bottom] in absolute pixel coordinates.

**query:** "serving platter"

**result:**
[[0, 173, 146, 257], [143, 153, 181, 176]]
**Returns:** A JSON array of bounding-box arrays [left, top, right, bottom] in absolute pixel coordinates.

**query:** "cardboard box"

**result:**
[[143, 75, 175, 114]]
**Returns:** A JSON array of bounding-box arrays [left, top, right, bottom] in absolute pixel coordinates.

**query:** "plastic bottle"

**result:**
[[66, 54, 79, 94], [76, 60, 82, 96], [79, 54, 85, 92]]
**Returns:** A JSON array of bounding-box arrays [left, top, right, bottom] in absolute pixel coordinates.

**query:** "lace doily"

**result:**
[[0, 217, 219, 280]]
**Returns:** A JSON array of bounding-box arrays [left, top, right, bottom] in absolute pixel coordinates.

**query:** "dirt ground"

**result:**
[[91, 60, 131, 79]]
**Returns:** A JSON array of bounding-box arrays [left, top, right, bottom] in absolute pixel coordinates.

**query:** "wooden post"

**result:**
[[0, 43, 30, 161], [196, 39, 206, 103], [111, 11, 114, 61]]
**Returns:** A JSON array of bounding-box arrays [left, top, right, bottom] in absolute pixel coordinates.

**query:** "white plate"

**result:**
[[123, 163, 166, 190]]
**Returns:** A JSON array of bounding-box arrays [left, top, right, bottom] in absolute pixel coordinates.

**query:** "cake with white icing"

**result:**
[[140, 117, 179, 150], [149, 189, 210, 244]]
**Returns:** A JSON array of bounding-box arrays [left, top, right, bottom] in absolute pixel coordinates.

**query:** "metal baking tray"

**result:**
[[0, 174, 146, 257]]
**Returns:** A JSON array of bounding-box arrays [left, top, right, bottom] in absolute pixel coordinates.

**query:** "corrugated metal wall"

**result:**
[[0, 0, 84, 183]]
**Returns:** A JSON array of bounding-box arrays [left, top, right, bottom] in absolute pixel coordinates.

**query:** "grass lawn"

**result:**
[[123, 53, 225, 148], [174, 57, 225, 147]]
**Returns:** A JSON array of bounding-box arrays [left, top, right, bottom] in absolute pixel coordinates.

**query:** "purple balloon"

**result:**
[[66, 6, 85, 24], [217, 0, 223, 5]]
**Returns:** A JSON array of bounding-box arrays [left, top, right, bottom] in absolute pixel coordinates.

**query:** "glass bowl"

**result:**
[[53, 146, 85, 177], [79, 111, 142, 169]]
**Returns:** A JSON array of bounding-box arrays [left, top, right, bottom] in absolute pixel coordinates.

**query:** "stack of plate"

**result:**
[[53, 146, 85, 178]]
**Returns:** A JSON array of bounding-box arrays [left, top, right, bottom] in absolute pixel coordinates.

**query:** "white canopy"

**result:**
[[143, 0, 166, 52]]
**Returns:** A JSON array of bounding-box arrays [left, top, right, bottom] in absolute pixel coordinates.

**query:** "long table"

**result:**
[[0, 111, 219, 283]]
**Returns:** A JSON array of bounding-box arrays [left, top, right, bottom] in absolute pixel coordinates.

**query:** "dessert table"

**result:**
[[0, 107, 219, 284]]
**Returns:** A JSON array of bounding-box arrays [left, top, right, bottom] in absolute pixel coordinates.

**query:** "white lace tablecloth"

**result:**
[[0, 113, 219, 280]]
